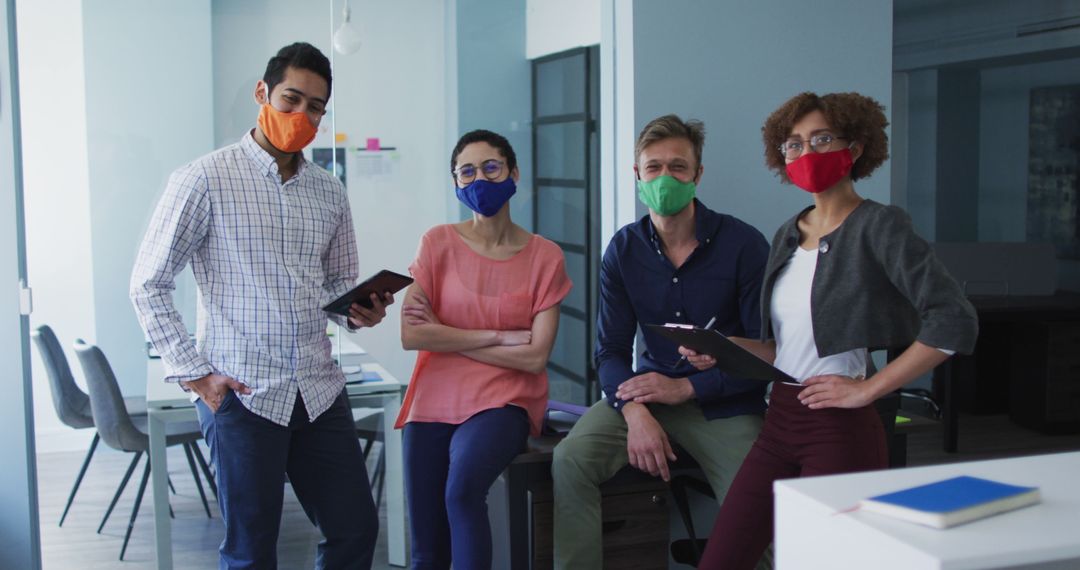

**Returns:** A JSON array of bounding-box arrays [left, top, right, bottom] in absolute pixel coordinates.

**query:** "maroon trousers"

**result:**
[[697, 381, 888, 569]]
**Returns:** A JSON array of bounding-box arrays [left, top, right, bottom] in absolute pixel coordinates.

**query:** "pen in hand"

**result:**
[[677, 316, 717, 366]]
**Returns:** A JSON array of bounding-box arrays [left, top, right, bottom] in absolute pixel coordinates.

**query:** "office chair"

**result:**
[[32, 325, 157, 526], [900, 387, 942, 419], [73, 339, 213, 560]]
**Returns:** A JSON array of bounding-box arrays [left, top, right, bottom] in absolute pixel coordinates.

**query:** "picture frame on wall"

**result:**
[[1028, 85, 1080, 259]]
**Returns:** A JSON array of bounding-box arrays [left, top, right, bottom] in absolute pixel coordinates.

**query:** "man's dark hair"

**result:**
[[263, 42, 333, 100], [449, 129, 518, 175]]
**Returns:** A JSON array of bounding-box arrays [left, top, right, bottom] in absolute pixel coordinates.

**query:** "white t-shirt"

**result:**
[[771, 246, 868, 384]]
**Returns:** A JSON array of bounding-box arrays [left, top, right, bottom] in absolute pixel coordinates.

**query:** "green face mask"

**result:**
[[637, 175, 696, 216]]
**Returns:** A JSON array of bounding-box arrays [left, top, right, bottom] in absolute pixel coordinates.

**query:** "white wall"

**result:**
[[17, 0, 97, 452], [632, 0, 893, 240], [526, 0, 601, 59], [211, 0, 332, 148], [82, 0, 215, 400], [20, 0, 447, 454], [456, 0, 532, 229], [599, 0, 637, 251], [331, 0, 447, 381], [212, 0, 448, 382], [21, 1, 214, 452]]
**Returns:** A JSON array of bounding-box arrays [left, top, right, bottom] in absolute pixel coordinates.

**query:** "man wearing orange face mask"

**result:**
[[131, 43, 389, 569]]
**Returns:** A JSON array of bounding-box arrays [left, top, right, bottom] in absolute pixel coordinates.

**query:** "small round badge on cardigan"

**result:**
[[818, 241, 830, 254]]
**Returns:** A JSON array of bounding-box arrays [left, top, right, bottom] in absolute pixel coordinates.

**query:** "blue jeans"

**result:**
[[196, 389, 378, 570], [403, 405, 530, 570]]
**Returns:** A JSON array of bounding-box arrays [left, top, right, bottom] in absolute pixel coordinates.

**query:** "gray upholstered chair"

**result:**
[[31, 325, 152, 526], [72, 339, 212, 560]]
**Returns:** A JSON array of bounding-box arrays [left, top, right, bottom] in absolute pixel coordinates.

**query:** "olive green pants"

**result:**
[[552, 400, 762, 569]]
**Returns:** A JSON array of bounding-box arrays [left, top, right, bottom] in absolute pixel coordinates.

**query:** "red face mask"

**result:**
[[785, 148, 853, 194], [257, 85, 318, 153]]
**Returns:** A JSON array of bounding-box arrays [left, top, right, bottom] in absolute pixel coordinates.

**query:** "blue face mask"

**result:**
[[455, 177, 517, 217]]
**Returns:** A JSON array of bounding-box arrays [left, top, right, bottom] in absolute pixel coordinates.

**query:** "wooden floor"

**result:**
[[37, 441, 397, 570], [37, 413, 1080, 569]]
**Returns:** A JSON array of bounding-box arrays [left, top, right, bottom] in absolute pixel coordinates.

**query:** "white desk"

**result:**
[[775, 451, 1080, 569], [146, 351, 407, 569]]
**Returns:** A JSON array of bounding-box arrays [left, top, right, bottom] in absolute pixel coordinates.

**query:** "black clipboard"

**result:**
[[323, 270, 414, 316], [645, 324, 794, 383]]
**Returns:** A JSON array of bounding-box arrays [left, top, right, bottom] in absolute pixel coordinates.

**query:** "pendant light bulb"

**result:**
[[333, 3, 362, 55]]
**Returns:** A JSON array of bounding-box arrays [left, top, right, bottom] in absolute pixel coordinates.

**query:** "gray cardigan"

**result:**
[[761, 200, 979, 356]]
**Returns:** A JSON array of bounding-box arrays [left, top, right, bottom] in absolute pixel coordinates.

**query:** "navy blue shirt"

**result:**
[[595, 199, 770, 419]]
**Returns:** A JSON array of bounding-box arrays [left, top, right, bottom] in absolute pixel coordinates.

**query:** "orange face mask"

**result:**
[[257, 84, 318, 153]]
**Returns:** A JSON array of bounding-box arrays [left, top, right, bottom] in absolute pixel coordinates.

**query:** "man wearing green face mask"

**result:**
[[637, 163, 698, 215], [552, 114, 771, 568]]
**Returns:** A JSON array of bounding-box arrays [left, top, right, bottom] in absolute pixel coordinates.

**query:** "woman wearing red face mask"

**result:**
[[691, 92, 979, 569]]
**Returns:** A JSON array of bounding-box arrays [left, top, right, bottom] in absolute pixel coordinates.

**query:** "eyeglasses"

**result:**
[[452, 159, 505, 184], [778, 133, 847, 160]]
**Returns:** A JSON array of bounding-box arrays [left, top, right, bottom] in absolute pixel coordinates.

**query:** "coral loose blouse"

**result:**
[[395, 224, 572, 436]]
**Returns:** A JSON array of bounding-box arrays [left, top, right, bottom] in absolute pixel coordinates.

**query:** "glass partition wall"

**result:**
[[21, 1, 451, 565]]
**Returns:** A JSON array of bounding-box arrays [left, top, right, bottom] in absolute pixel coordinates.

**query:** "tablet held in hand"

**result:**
[[323, 270, 414, 316]]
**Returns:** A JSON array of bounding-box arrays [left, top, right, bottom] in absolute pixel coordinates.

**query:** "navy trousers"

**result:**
[[197, 389, 378, 570], [403, 405, 530, 570]]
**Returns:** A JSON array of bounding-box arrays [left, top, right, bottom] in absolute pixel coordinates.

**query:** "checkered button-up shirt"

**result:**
[[131, 132, 357, 425]]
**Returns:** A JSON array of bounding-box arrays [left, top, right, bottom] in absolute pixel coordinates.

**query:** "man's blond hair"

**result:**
[[634, 114, 706, 168]]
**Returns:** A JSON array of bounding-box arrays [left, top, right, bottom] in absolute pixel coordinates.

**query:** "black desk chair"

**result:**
[[31, 325, 151, 526], [73, 339, 213, 560]]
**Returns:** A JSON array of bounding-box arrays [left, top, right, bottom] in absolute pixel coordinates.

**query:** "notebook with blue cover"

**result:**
[[859, 475, 1041, 528]]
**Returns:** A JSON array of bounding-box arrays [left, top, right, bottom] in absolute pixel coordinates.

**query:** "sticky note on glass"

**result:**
[[366, 137, 380, 151]]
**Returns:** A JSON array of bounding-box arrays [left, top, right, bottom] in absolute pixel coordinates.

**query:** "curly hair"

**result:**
[[762, 92, 889, 183]]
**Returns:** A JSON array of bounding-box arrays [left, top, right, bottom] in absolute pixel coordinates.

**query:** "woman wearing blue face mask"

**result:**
[[395, 130, 572, 569], [691, 92, 979, 569]]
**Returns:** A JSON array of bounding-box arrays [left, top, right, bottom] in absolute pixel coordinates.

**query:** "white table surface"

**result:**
[[775, 451, 1080, 570], [145, 340, 406, 569]]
